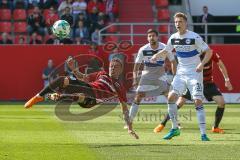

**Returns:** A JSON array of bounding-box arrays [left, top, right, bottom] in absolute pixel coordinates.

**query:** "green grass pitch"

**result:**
[[0, 102, 239, 160]]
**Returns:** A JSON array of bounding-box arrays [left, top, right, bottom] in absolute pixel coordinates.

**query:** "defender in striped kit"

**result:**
[[128, 29, 177, 126], [151, 12, 212, 141]]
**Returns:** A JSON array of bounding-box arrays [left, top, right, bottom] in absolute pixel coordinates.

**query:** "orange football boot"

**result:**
[[211, 127, 224, 134], [153, 124, 165, 133], [24, 95, 44, 109]]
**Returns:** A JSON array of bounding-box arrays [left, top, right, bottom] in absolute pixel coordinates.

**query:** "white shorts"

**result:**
[[171, 73, 203, 100], [136, 78, 170, 97]]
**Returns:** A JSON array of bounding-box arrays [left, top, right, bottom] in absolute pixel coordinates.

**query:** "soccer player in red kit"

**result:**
[[154, 51, 233, 134], [25, 57, 139, 139]]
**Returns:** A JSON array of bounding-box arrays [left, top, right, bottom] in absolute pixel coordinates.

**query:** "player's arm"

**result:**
[[67, 57, 86, 80], [196, 48, 212, 72], [217, 59, 233, 90], [150, 50, 168, 63], [133, 63, 141, 87], [120, 102, 139, 139], [170, 59, 177, 75], [133, 48, 144, 87], [167, 51, 177, 75], [151, 38, 174, 63]]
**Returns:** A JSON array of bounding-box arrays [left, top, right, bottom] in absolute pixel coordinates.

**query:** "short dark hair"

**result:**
[[174, 12, 187, 21], [147, 29, 159, 36]]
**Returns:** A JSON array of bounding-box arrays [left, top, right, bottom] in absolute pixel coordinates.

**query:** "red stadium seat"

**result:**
[[0, 22, 12, 32], [159, 25, 168, 33], [0, 9, 11, 20], [160, 35, 168, 43], [13, 9, 27, 21], [13, 22, 27, 33], [155, 0, 169, 8], [157, 9, 170, 21]]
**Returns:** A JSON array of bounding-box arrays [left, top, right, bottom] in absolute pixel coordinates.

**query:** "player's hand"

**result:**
[[128, 129, 139, 139], [67, 57, 76, 71], [127, 122, 139, 139], [196, 63, 204, 72], [150, 54, 158, 63], [225, 80, 233, 91]]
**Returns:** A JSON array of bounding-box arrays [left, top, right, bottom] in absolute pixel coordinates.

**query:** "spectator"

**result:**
[[104, 0, 119, 22], [45, 34, 61, 44], [90, 18, 105, 34], [60, 38, 74, 44], [0, 32, 13, 44], [13, 0, 28, 9], [61, 6, 74, 27], [87, 0, 105, 14], [17, 35, 27, 44], [58, 0, 73, 16], [72, 0, 87, 20], [45, 6, 59, 33], [42, 0, 58, 9], [74, 12, 91, 28], [91, 27, 100, 44], [197, 5, 214, 43], [27, 6, 46, 36], [88, 42, 100, 56], [74, 20, 89, 43], [29, 32, 42, 44], [42, 59, 56, 87], [28, 0, 40, 8], [0, 0, 13, 9], [88, 6, 99, 23]]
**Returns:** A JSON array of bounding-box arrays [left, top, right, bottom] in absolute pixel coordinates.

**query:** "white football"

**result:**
[[52, 20, 71, 39]]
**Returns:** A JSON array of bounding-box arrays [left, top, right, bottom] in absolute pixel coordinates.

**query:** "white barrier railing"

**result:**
[[98, 22, 240, 44]]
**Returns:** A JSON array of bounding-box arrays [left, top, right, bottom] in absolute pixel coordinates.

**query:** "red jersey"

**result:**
[[86, 71, 127, 103], [200, 52, 220, 84]]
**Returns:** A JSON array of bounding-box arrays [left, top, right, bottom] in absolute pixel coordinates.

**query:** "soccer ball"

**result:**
[[52, 20, 71, 39]]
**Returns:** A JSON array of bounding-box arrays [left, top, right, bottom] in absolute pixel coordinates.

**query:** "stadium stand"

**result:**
[[0, 0, 119, 44]]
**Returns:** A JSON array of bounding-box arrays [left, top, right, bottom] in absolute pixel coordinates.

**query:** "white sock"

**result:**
[[196, 105, 206, 135], [129, 103, 139, 122], [168, 103, 178, 129]]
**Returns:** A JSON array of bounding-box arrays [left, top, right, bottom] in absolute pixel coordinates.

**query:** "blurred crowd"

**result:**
[[0, 0, 119, 44]]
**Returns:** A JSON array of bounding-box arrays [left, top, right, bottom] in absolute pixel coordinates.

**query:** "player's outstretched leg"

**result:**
[[24, 76, 66, 108]]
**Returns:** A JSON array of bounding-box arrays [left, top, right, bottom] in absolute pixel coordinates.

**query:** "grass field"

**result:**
[[0, 102, 240, 160]]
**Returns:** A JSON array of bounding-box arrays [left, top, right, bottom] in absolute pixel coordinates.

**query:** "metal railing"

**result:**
[[98, 22, 240, 44]]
